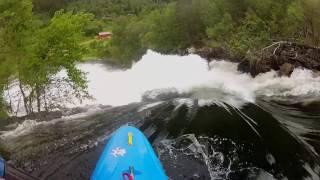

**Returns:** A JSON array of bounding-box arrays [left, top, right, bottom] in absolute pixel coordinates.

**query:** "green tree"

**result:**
[[216, 0, 248, 22], [27, 0, 320, 67], [143, 3, 183, 52], [0, 0, 35, 114], [0, 0, 34, 67], [20, 10, 92, 112], [33, 0, 74, 15], [302, 0, 320, 46], [198, 0, 224, 28], [206, 13, 234, 44], [0, 0, 93, 115], [143, 1, 205, 52], [108, 16, 148, 64], [282, 0, 304, 41], [229, 10, 271, 57], [175, 0, 205, 46], [0, 93, 6, 118]]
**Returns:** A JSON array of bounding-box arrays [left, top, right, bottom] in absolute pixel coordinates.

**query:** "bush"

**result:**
[[228, 10, 271, 57], [206, 13, 234, 44], [84, 20, 104, 37], [107, 16, 148, 64], [0, 91, 8, 119]]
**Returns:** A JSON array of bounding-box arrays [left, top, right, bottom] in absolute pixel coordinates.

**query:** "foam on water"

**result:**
[[138, 101, 164, 112], [79, 50, 320, 107], [77, 50, 255, 107], [0, 105, 107, 139], [1, 120, 41, 138], [2, 50, 320, 151], [157, 134, 277, 179], [4, 50, 320, 114], [253, 69, 320, 98]]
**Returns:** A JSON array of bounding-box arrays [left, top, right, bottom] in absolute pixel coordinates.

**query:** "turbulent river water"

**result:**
[[1, 50, 320, 180]]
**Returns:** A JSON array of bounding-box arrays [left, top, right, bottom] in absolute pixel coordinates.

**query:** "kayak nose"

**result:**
[[91, 125, 167, 180]]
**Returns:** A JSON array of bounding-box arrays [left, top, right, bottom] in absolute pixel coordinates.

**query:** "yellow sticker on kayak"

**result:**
[[128, 132, 133, 145]]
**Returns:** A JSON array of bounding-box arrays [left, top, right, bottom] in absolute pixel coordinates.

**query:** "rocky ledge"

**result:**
[[238, 42, 320, 76], [191, 42, 320, 77]]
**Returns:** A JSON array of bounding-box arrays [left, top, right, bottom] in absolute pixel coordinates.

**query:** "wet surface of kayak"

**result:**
[[91, 125, 167, 180]]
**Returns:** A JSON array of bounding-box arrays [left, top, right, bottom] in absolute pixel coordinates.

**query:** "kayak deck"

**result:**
[[91, 126, 167, 180]]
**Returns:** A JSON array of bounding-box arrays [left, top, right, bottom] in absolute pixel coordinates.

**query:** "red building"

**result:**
[[97, 32, 112, 40]]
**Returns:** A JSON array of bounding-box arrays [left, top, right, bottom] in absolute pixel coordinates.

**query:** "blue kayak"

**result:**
[[91, 125, 167, 180], [0, 156, 4, 179]]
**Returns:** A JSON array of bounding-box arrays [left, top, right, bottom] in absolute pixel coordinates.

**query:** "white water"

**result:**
[[79, 50, 320, 107], [254, 69, 320, 98], [158, 134, 277, 180], [4, 50, 320, 114], [0, 105, 108, 139], [79, 51, 254, 107]]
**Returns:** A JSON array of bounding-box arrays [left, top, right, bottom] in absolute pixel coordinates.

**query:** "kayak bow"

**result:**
[[91, 126, 167, 180]]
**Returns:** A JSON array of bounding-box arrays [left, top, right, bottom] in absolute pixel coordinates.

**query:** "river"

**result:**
[[1, 50, 320, 180]]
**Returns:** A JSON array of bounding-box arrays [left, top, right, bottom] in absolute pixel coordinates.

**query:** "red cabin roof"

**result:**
[[98, 32, 112, 36]]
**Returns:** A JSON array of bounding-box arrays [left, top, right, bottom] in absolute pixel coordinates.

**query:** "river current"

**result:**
[[1, 50, 320, 180]]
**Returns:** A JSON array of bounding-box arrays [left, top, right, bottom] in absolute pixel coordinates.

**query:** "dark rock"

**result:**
[[246, 42, 320, 77], [279, 63, 294, 76], [313, 70, 320, 77], [188, 42, 319, 77], [237, 60, 259, 76], [237, 60, 251, 73]]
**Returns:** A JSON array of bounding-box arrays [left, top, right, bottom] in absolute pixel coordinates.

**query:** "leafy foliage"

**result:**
[[302, 0, 320, 46], [0, 0, 35, 115], [143, 3, 184, 52], [100, 0, 318, 61], [0, 91, 7, 118], [228, 10, 271, 57], [30, 10, 92, 88], [0, 0, 93, 115], [206, 13, 234, 44], [108, 16, 148, 64], [28, 0, 320, 62]]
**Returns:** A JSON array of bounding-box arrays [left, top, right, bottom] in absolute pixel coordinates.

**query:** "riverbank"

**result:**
[[187, 42, 320, 77], [93, 39, 320, 78]]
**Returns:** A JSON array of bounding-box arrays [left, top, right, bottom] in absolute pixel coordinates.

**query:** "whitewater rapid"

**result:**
[[4, 50, 320, 114], [2, 50, 320, 180], [79, 50, 320, 107]]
